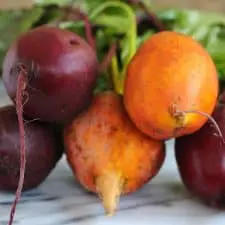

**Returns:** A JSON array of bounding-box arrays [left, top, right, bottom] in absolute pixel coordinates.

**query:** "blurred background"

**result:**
[[0, 0, 225, 11], [0, 0, 32, 9], [152, 0, 225, 12]]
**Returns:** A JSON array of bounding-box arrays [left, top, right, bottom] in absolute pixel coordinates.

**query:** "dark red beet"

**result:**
[[2, 25, 99, 123], [175, 102, 225, 207], [0, 105, 62, 225], [0, 105, 62, 191]]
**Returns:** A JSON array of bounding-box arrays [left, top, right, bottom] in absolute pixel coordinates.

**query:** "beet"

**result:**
[[2, 25, 99, 123], [0, 105, 63, 225], [0, 105, 62, 191], [175, 101, 225, 207]]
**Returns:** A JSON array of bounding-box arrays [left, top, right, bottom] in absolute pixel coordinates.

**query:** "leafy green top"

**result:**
[[1, 0, 225, 89]]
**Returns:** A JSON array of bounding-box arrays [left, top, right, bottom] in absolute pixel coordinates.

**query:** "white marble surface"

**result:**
[[0, 81, 224, 225]]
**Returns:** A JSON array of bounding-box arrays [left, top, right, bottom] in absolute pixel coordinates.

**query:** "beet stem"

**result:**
[[182, 110, 225, 144], [128, 0, 165, 31], [63, 7, 96, 51], [99, 42, 117, 73], [83, 15, 96, 51], [8, 65, 27, 225]]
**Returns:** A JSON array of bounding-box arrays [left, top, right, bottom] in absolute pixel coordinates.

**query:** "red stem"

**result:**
[[8, 65, 27, 225], [128, 0, 165, 31], [83, 15, 96, 51], [63, 7, 96, 51], [99, 42, 117, 73]]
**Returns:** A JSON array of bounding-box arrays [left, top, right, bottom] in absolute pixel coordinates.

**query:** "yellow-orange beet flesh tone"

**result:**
[[124, 31, 219, 140], [64, 91, 165, 216]]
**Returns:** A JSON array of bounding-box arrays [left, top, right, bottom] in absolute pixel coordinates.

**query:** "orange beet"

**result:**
[[124, 31, 219, 140], [63, 91, 165, 215]]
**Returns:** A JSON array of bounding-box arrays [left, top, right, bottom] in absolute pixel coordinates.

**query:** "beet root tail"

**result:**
[[96, 171, 123, 216], [8, 65, 28, 225]]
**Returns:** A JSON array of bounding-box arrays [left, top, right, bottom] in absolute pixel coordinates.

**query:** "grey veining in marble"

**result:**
[[0, 81, 224, 225]]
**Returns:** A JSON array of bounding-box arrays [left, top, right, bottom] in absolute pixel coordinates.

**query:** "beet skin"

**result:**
[[0, 105, 63, 191]]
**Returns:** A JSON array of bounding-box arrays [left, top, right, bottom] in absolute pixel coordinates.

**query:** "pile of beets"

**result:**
[[1, 11, 225, 225]]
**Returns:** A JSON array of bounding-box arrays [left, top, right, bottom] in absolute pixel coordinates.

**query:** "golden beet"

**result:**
[[64, 91, 165, 215], [124, 31, 219, 140]]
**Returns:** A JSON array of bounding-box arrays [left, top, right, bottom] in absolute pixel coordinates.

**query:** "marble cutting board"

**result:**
[[0, 81, 224, 225]]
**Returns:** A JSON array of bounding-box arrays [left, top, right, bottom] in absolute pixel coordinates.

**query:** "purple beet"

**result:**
[[2, 25, 99, 123], [0, 105, 62, 191], [0, 105, 63, 225], [175, 100, 225, 207]]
